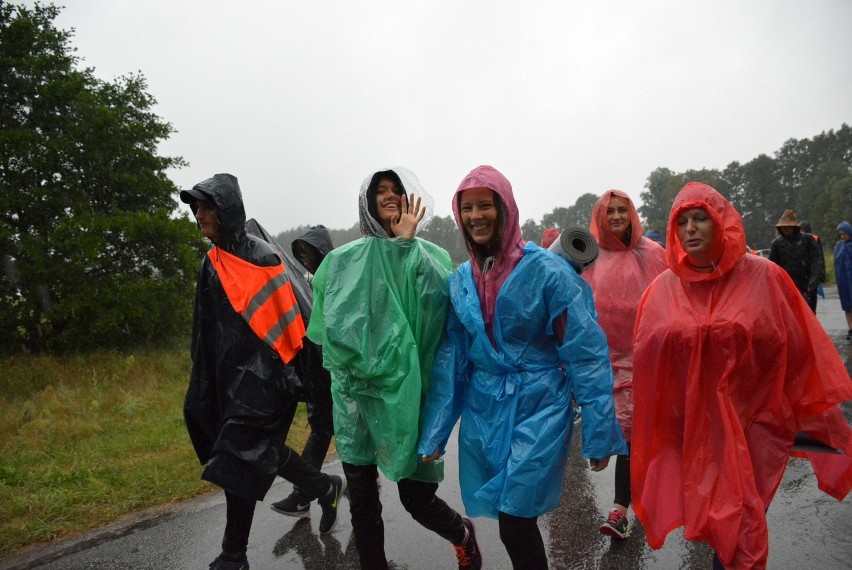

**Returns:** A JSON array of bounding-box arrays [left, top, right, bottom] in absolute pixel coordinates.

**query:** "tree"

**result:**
[[723, 155, 779, 248], [0, 3, 203, 353], [419, 215, 467, 265], [521, 218, 544, 244], [638, 167, 679, 234]]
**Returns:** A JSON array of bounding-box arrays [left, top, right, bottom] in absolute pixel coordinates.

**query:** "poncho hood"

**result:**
[[292, 225, 334, 259], [452, 165, 526, 330], [358, 167, 434, 238], [590, 189, 644, 250], [182, 173, 247, 252], [666, 182, 746, 282]]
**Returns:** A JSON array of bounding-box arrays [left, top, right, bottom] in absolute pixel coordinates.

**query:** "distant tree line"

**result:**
[[639, 125, 852, 249]]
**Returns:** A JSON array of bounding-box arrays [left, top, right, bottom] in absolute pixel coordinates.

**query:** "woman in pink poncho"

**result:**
[[631, 182, 852, 569], [582, 189, 667, 540]]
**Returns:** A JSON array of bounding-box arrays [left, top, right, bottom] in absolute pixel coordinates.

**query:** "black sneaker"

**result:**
[[318, 475, 347, 534], [209, 553, 249, 570], [599, 508, 629, 539], [270, 489, 311, 518], [453, 518, 482, 570]]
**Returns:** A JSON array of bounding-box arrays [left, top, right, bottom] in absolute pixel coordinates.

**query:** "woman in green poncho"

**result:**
[[306, 168, 482, 570]]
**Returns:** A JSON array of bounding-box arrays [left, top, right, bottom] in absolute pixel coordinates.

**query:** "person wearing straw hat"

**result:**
[[768, 209, 824, 313]]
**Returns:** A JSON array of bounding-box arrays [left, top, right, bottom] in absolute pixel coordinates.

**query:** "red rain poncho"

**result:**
[[631, 182, 852, 569], [582, 190, 667, 442]]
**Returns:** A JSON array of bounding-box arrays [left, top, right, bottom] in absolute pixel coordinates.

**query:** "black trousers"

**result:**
[[278, 445, 333, 501], [613, 445, 631, 508], [804, 288, 818, 313], [221, 445, 332, 558], [342, 462, 466, 570], [222, 492, 255, 558], [288, 399, 334, 496], [498, 511, 547, 570]]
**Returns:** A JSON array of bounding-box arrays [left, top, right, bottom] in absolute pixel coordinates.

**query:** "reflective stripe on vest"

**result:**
[[208, 247, 305, 364]]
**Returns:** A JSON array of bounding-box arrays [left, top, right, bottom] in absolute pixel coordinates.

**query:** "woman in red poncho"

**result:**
[[582, 189, 667, 540], [631, 182, 852, 569]]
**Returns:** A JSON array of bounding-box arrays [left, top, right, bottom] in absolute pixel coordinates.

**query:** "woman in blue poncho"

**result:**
[[835, 221, 852, 339], [418, 165, 626, 569]]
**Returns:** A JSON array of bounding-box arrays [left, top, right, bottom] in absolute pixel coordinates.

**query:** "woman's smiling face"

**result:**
[[375, 177, 403, 235], [459, 187, 498, 246], [606, 196, 630, 239]]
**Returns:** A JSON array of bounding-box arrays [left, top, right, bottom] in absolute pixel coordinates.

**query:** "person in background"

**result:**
[[540, 227, 560, 249], [181, 175, 346, 570], [643, 228, 664, 246], [631, 182, 852, 569], [270, 225, 336, 518], [799, 220, 827, 300], [581, 189, 667, 540], [307, 168, 481, 570], [834, 221, 852, 340], [419, 165, 626, 569], [768, 210, 824, 312]]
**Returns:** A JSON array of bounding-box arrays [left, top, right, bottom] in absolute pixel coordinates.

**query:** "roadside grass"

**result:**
[[0, 349, 312, 554]]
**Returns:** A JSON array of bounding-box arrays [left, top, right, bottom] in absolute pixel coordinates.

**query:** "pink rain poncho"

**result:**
[[582, 190, 667, 442], [631, 182, 852, 569]]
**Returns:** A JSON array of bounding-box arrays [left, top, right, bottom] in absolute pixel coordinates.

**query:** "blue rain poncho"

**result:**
[[418, 165, 626, 519], [306, 168, 452, 483]]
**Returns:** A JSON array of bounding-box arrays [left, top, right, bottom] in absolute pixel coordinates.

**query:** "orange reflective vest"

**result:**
[[208, 247, 305, 364]]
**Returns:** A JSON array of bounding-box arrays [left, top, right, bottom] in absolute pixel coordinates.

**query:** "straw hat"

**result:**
[[775, 209, 800, 228]]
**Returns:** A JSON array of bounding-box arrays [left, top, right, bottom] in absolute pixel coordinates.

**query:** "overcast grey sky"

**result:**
[[48, 0, 852, 233]]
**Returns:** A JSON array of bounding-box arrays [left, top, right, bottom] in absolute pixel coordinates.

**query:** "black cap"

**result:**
[[179, 188, 211, 204]]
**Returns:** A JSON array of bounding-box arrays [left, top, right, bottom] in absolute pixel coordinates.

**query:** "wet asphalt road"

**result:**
[[2, 287, 850, 570]]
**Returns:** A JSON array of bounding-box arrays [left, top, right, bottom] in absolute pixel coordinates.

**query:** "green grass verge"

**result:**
[[0, 349, 312, 554]]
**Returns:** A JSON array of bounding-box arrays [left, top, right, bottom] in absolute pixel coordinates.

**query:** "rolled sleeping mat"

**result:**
[[547, 227, 599, 274]]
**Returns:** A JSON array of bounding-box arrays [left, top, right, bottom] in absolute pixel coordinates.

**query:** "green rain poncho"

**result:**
[[306, 167, 452, 482]]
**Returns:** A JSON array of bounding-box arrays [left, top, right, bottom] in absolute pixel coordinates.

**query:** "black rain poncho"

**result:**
[[183, 174, 301, 501]]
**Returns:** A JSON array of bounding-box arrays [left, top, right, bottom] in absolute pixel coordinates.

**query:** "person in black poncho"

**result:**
[[181, 174, 346, 570]]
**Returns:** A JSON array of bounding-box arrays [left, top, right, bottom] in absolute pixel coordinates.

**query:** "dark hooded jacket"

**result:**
[[182, 174, 300, 501], [768, 226, 823, 294], [292, 225, 335, 277]]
